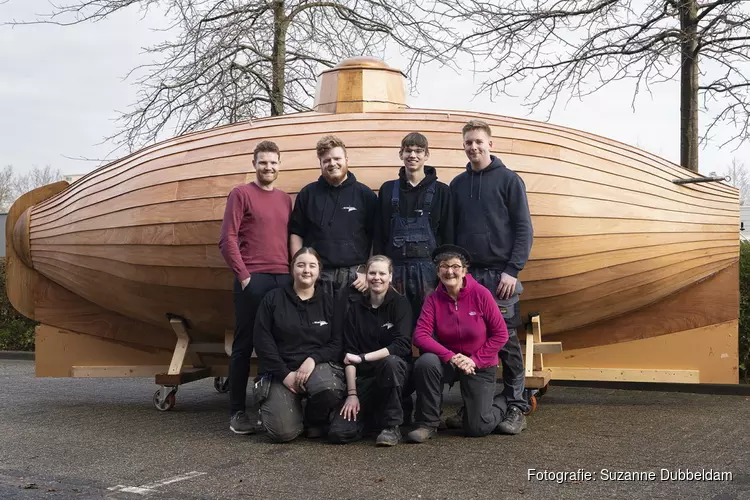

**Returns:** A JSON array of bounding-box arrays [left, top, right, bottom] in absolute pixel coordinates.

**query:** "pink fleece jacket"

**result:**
[[413, 274, 509, 369]]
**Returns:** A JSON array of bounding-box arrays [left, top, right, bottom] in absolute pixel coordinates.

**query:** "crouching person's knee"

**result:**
[[264, 415, 304, 443], [328, 414, 362, 444]]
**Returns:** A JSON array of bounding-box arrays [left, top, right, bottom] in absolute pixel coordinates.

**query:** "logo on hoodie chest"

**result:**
[[382, 322, 394, 330], [312, 320, 328, 327], [342, 206, 357, 212]]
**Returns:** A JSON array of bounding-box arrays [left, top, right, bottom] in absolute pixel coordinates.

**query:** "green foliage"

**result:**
[[0, 258, 37, 351], [740, 241, 750, 383]]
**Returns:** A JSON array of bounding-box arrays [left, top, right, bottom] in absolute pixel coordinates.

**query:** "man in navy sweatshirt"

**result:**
[[219, 140, 293, 436], [289, 135, 378, 297], [449, 120, 534, 435]]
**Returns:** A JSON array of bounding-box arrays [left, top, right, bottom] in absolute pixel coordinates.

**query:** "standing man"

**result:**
[[289, 135, 378, 297], [219, 140, 293, 435], [373, 132, 453, 322], [449, 120, 534, 435]]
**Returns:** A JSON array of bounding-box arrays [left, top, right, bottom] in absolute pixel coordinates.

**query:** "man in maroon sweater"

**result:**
[[219, 140, 293, 435]]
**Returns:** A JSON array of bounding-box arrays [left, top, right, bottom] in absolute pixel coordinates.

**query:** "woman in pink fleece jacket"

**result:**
[[407, 244, 510, 443]]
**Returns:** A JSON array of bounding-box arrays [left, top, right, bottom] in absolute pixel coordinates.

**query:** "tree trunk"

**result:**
[[679, 0, 699, 173], [271, 1, 287, 116]]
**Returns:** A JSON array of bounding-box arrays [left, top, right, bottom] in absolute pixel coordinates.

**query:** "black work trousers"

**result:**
[[229, 273, 291, 415], [413, 353, 508, 437], [328, 356, 409, 443], [260, 363, 346, 443]]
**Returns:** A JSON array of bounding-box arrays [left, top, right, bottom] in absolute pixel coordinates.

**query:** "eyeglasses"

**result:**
[[438, 264, 464, 272], [403, 148, 426, 156]]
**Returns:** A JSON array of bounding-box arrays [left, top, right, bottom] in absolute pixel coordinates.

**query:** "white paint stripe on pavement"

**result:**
[[108, 471, 206, 495]]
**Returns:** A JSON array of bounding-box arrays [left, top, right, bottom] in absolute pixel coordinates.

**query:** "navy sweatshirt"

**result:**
[[372, 165, 454, 258], [343, 288, 413, 376], [253, 285, 342, 381], [289, 172, 378, 268], [450, 156, 533, 276]]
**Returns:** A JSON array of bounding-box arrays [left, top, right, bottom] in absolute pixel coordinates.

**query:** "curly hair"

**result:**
[[316, 135, 347, 158]]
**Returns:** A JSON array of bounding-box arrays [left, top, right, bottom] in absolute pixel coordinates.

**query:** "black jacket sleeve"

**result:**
[[309, 293, 343, 364], [288, 187, 308, 238], [505, 174, 533, 277], [385, 296, 413, 358], [363, 185, 379, 247], [435, 182, 454, 246], [372, 182, 390, 256], [253, 293, 292, 381], [341, 304, 360, 355]]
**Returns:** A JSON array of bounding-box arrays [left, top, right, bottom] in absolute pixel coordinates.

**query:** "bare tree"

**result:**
[[0, 165, 64, 212], [13, 0, 458, 153], [726, 158, 750, 206], [439, 0, 750, 173], [0, 166, 15, 213]]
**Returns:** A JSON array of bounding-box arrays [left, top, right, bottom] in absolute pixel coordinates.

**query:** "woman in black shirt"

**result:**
[[253, 247, 345, 442], [328, 255, 413, 446]]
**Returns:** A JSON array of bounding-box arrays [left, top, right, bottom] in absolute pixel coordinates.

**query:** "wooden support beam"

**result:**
[[168, 317, 191, 375], [525, 331, 534, 377], [524, 369, 552, 389], [224, 330, 233, 357], [155, 367, 212, 386], [71, 365, 183, 378], [533, 342, 563, 354], [549, 367, 700, 383]]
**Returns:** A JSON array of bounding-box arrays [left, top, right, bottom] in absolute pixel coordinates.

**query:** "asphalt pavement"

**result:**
[[0, 359, 748, 500]]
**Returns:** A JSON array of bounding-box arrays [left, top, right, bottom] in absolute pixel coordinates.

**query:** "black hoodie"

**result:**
[[373, 165, 454, 258], [343, 288, 413, 375], [253, 284, 342, 380], [449, 155, 533, 276], [289, 172, 378, 268]]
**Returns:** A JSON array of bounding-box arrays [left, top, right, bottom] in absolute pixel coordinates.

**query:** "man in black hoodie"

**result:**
[[373, 132, 454, 322], [449, 119, 534, 435], [289, 135, 378, 298]]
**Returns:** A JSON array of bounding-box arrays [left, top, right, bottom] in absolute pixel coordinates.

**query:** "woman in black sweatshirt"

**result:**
[[328, 255, 413, 447], [253, 247, 345, 443]]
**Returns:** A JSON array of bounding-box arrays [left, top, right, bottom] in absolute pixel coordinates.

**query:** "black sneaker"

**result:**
[[230, 411, 263, 435], [495, 406, 527, 435], [444, 407, 464, 430], [376, 426, 401, 447], [406, 425, 437, 443]]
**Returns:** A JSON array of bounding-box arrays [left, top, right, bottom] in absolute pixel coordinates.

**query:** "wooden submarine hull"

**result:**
[[5, 59, 740, 385]]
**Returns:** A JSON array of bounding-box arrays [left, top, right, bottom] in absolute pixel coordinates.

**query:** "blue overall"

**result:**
[[387, 180, 438, 324]]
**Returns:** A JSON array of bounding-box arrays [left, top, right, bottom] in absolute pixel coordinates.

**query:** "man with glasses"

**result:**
[[373, 132, 454, 323], [448, 120, 534, 435]]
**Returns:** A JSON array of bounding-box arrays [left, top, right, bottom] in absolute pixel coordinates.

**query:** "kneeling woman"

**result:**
[[329, 255, 413, 446], [408, 245, 509, 443], [253, 247, 345, 442]]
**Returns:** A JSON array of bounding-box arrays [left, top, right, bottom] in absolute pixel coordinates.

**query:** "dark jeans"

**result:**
[[329, 356, 409, 443], [319, 265, 360, 298], [229, 273, 291, 415], [392, 260, 437, 326], [469, 268, 529, 413], [413, 353, 508, 437], [260, 362, 346, 443]]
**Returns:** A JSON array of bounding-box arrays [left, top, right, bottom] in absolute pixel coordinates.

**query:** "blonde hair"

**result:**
[[462, 119, 492, 138], [366, 254, 393, 274]]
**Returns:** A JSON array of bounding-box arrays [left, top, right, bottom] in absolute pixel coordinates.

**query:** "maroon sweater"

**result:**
[[219, 182, 292, 281]]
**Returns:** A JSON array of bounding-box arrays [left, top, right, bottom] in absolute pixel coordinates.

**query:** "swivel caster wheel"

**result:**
[[213, 376, 230, 394], [525, 395, 538, 415], [153, 386, 177, 411], [537, 383, 549, 397]]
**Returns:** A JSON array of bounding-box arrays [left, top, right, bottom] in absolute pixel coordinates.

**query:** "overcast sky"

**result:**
[[2, 0, 749, 178]]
